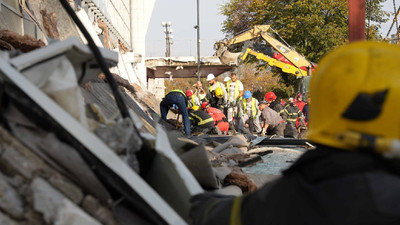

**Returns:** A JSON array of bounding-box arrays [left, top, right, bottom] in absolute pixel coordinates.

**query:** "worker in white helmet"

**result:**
[[206, 73, 227, 106]]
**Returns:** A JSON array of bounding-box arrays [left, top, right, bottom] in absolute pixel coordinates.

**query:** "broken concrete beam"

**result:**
[[0, 30, 45, 52]]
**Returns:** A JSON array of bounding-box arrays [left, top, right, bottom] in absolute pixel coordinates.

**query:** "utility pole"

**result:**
[[195, 0, 201, 81], [161, 21, 173, 57]]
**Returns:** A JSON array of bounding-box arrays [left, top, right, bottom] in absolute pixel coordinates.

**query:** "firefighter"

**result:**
[[186, 90, 196, 108], [238, 90, 261, 134], [283, 97, 303, 138], [265, 91, 286, 120], [205, 87, 225, 111], [206, 73, 227, 103], [296, 93, 307, 111], [159, 89, 191, 135], [189, 41, 400, 225], [188, 105, 214, 134], [258, 100, 285, 137], [202, 102, 229, 135], [226, 71, 244, 128]]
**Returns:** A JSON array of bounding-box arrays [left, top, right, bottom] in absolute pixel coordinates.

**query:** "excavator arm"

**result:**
[[215, 25, 314, 76]]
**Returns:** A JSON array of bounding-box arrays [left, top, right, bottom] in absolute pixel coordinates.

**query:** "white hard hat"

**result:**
[[206, 73, 215, 81], [224, 77, 231, 82]]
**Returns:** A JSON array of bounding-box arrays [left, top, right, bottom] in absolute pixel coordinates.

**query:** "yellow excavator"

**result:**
[[214, 25, 317, 79]]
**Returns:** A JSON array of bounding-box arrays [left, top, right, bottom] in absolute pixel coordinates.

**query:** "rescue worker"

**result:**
[[206, 73, 227, 104], [296, 93, 307, 111], [258, 100, 285, 137], [190, 41, 400, 225], [283, 97, 303, 138], [226, 72, 244, 128], [186, 90, 196, 108], [238, 90, 261, 134], [205, 87, 225, 111], [193, 80, 206, 105], [302, 96, 310, 123], [188, 105, 214, 134], [160, 89, 191, 135], [202, 102, 229, 135], [265, 91, 286, 119]]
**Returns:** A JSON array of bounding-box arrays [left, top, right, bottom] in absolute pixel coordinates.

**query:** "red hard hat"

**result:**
[[265, 92, 277, 102], [296, 93, 303, 99], [201, 102, 209, 109], [186, 90, 193, 97]]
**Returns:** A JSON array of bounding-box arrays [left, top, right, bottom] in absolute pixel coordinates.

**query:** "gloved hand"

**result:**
[[261, 128, 266, 136]]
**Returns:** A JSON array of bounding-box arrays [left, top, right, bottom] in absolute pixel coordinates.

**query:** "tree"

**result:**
[[219, 0, 389, 90]]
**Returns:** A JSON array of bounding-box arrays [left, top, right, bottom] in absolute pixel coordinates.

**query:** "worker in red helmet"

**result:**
[[296, 93, 306, 111], [265, 92, 286, 120], [186, 90, 196, 108], [202, 102, 229, 135]]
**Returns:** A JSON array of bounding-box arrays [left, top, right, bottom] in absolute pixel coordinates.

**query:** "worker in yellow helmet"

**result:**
[[189, 42, 400, 224], [205, 86, 226, 111]]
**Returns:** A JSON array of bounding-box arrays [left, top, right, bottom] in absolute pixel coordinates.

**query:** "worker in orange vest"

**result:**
[[201, 102, 229, 135]]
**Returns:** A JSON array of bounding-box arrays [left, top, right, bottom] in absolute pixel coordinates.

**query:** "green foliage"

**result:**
[[219, 0, 389, 90], [164, 78, 208, 95], [237, 62, 293, 100]]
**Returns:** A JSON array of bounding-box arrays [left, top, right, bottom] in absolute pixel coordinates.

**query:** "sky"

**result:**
[[145, 0, 227, 57], [145, 0, 398, 58]]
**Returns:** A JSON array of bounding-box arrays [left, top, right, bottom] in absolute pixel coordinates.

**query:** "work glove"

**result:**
[[260, 128, 266, 136]]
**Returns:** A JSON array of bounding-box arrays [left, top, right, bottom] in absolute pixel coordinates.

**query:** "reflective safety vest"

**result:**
[[243, 98, 258, 118], [209, 81, 222, 92], [227, 80, 241, 99], [190, 95, 197, 106]]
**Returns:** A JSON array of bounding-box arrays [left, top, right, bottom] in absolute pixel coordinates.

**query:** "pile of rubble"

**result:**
[[0, 27, 310, 225]]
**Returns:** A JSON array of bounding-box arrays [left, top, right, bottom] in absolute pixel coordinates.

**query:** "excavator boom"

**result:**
[[215, 25, 314, 76]]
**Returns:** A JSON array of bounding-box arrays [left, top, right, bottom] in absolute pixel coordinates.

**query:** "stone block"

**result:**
[[0, 210, 19, 225], [31, 177, 101, 225], [0, 174, 24, 219]]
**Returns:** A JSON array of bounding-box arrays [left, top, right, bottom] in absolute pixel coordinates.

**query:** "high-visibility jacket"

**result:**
[[208, 81, 222, 92], [227, 80, 241, 100], [190, 95, 197, 107], [206, 107, 229, 133], [242, 98, 258, 118]]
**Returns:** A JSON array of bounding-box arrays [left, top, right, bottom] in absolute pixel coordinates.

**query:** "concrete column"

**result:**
[[131, 0, 155, 88]]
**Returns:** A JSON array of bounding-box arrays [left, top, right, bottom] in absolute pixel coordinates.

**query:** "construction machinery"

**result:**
[[214, 25, 317, 92]]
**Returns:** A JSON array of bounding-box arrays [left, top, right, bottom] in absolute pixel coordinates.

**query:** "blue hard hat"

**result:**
[[244, 90, 252, 99]]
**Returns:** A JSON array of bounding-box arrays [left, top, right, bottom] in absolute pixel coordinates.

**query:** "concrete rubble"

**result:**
[[0, 2, 312, 225]]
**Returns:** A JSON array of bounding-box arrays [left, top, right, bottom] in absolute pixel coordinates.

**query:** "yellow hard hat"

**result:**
[[192, 105, 200, 111], [308, 41, 400, 155], [215, 87, 224, 98]]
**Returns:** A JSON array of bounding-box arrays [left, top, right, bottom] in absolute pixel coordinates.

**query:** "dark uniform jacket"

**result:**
[[188, 110, 214, 129], [269, 100, 286, 120], [190, 146, 400, 225]]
